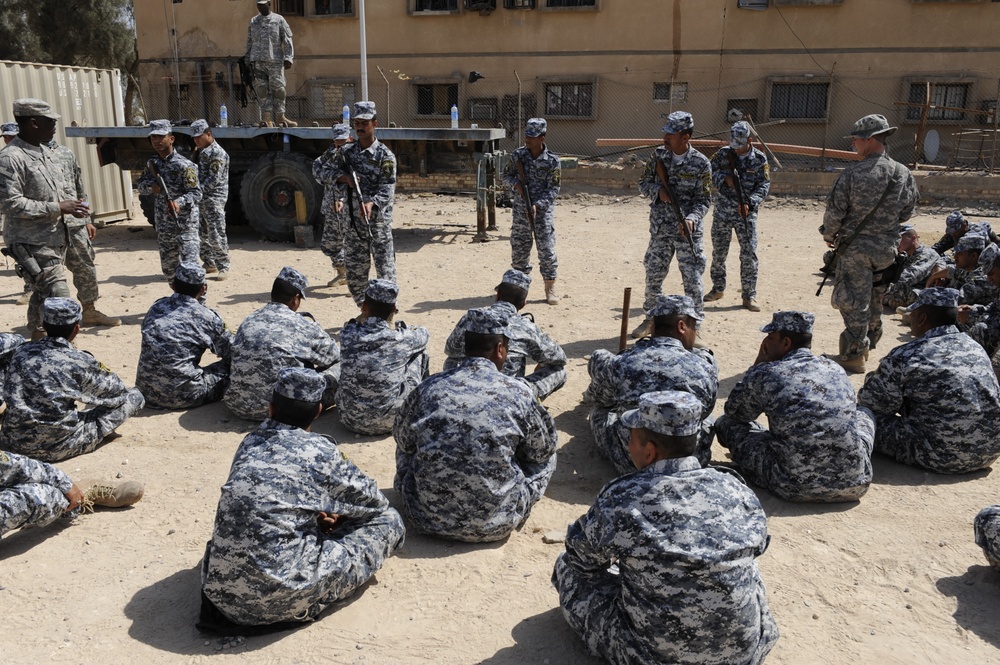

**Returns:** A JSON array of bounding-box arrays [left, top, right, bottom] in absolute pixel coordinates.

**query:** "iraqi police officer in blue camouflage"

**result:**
[[225, 266, 341, 421], [553, 390, 778, 665], [932, 210, 1000, 256], [716, 311, 875, 502], [0, 298, 145, 462], [318, 101, 397, 306], [0, 98, 85, 338], [0, 121, 16, 141], [135, 263, 233, 410], [393, 307, 558, 543], [191, 120, 231, 280], [246, 0, 296, 127], [884, 225, 942, 311], [312, 122, 352, 287], [974, 505, 1000, 571], [442, 269, 567, 401], [821, 114, 919, 374], [337, 279, 430, 435], [632, 111, 712, 338], [927, 234, 999, 306], [136, 120, 202, 279], [501, 118, 562, 305], [587, 295, 718, 472], [1, 449, 83, 537], [959, 251, 1000, 373], [199, 367, 404, 631], [0, 333, 25, 403], [706, 120, 770, 312], [858, 288, 1000, 473]]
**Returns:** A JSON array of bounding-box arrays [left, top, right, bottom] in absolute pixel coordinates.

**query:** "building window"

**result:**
[[545, 0, 596, 6], [906, 82, 970, 121], [415, 83, 459, 116], [466, 0, 497, 10], [653, 82, 688, 103], [468, 97, 499, 122], [308, 79, 357, 119], [278, 0, 304, 15], [768, 81, 829, 119], [314, 0, 355, 15], [727, 98, 760, 123], [545, 82, 594, 118], [774, 0, 843, 5], [504, 0, 535, 7], [412, 0, 460, 12], [500, 93, 537, 134], [737, 0, 769, 8]]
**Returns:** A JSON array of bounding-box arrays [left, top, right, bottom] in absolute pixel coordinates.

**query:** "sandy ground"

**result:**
[[1, 189, 1000, 664]]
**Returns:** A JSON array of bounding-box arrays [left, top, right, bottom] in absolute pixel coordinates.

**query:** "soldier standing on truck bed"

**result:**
[[246, 0, 296, 128]]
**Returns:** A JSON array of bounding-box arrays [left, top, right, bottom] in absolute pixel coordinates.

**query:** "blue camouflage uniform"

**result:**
[[443, 301, 568, 401], [500, 119, 561, 281], [321, 102, 397, 305], [553, 391, 777, 665], [393, 354, 558, 543], [136, 293, 233, 410], [192, 121, 231, 274], [974, 505, 1000, 571], [245, 8, 294, 116], [858, 297, 1000, 473], [0, 333, 26, 405], [201, 417, 404, 626], [312, 126, 351, 275], [224, 303, 341, 421], [0, 301, 144, 462], [337, 314, 430, 435], [884, 244, 941, 310], [637, 113, 712, 317], [1, 449, 73, 537], [136, 123, 202, 278], [708, 122, 770, 301], [716, 312, 874, 502]]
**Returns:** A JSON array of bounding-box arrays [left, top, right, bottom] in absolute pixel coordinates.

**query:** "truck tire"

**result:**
[[139, 193, 156, 227], [239, 152, 323, 242]]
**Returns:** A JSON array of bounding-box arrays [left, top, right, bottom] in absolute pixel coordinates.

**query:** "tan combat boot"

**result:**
[[82, 480, 145, 511], [326, 266, 347, 287], [631, 318, 653, 339], [260, 111, 274, 128], [16, 290, 30, 306], [216, 270, 229, 281], [276, 113, 298, 128], [543, 279, 560, 305], [743, 297, 761, 312], [704, 289, 724, 302], [81, 303, 122, 327]]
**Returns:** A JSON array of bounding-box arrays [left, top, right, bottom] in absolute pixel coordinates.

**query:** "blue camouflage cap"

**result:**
[[760, 311, 814, 335], [1, 122, 17, 136], [956, 233, 986, 253], [498, 269, 531, 292], [272, 367, 326, 403], [331, 123, 351, 140], [43, 297, 82, 326], [979, 243, 999, 272], [906, 287, 960, 312], [190, 119, 209, 137], [730, 121, 751, 149], [148, 119, 172, 136], [13, 98, 60, 120], [946, 211, 966, 233], [174, 261, 206, 285], [621, 390, 702, 437], [525, 118, 547, 137], [661, 111, 694, 135], [463, 307, 511, 336], [365, 278, 398, 305], [278, 266, 308, 298], [0, 332, 25, 359], [354, 101, 376, 120], [647, 294, 703, 321]]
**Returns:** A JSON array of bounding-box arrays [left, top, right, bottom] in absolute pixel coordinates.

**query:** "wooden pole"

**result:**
[[913, 82, 934, 169], [746, 115, 782, 170], [595, 138, 858, 161], [618, 287, 631, 352]]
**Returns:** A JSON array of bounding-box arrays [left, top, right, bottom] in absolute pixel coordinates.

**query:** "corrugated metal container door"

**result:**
[[0, 60, 133, 224]]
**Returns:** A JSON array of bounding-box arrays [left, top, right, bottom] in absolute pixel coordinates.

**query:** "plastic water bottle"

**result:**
[[342, 104, 350, 125], [451, 104, 459, 129], [220, 103, 228, 127]]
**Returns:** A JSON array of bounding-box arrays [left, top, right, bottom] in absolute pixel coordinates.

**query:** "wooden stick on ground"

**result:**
[[619, 287, 632, 352]]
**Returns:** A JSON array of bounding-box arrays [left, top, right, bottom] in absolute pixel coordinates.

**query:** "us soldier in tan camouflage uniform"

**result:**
[[246, 0, 295, 127]]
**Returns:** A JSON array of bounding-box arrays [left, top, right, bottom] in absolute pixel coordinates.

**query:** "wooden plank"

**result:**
[[594, 138, 859, 160]]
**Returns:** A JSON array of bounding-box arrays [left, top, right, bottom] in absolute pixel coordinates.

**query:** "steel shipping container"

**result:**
[[0, 60, 133, 224]]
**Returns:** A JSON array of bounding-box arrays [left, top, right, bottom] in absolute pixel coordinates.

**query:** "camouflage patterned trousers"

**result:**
[[0, 483, 69, 537], [643, 216, 706, 318], [251, 61, 286, 115], [320, 204, 346, 269], [709, 203, 759, 298], [64, 224, 100, 305], [13, 242, 70, 332], [831, 247, 896, 356], [344, 216, 396, 306], [966, 320, 1000, 362], [511, 205, 558, 281], [158, 226, 201, 279], [11, 388, 146, 463], [590, 406, 713, 474], [715, 412, 874, 503], [975, 505, 1000, 571], [521, 365, 567, 402], [199, 197, 230, 272], [871, 412, 1000, 474]]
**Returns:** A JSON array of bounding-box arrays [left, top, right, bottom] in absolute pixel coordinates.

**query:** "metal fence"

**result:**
[[135, 61, 1000, 172]]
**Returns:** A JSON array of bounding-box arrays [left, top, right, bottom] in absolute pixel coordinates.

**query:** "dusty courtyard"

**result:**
[[1, 189, 999, 664]]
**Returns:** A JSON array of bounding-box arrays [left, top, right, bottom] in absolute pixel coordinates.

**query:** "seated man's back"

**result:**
[[394, 310, 557, 542]]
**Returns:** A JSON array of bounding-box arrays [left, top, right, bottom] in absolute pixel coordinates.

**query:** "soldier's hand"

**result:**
[[679, 218, 694, 238], [957, 305, 972, 325], [362, 201, 374, 218], [86, 223, 97, 240], [283, 60, 292, 70], [515, 183, 526, 200], [59, 200, 89, 218], [334, 200, 344, 213], [64, 483, 84, 513], [724, 175, 735, 189], [657, 187, 671, 204], [317, 511, 342, 534], [926, 268, 952, 288], [530, 204, 538, 221], [168, 200, 181, 216], [336, 175, 350, 185], [739, 203, 750, 219]]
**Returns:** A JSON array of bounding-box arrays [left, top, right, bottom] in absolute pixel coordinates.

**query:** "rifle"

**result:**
[[236, 57, 258, 108], [727, 149, 750, 232], [515, 156, 535, 227], [151, 165, 177, 220], [345, 162, 373, 244], [816, 251, 836, 296], [654, 157, 695, 253]]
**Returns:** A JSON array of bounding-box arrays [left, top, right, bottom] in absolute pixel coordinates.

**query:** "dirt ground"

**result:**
[[1, 189, 999, 664]]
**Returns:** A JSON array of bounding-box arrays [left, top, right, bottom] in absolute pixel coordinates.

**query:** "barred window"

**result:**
[[545, 82, 593, 118], [278, 0, 304, 15], [653, 82, 688, 103], [415, 83, 459, 116], [907, 82, 970, 121], [504, 0, 535, 7], [769, 81, 829, 119], [546, 0, 595, 6], [314, 0, 354, 15], [413, 0, 460, 11]]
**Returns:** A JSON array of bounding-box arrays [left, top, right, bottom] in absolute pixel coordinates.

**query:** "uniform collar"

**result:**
[[645, 456, 701, 475]]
